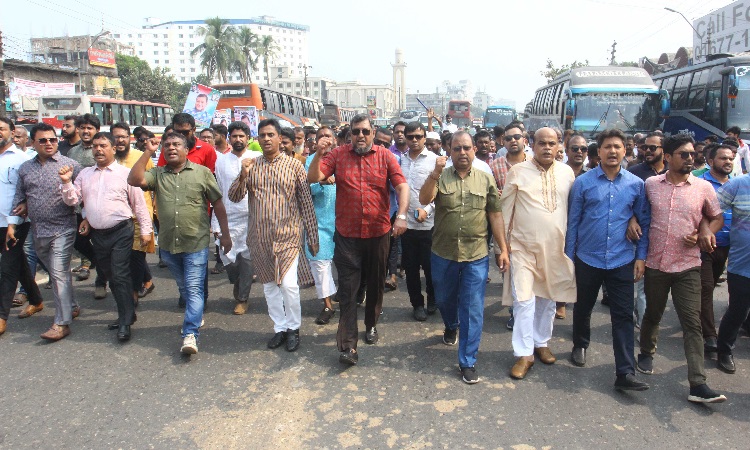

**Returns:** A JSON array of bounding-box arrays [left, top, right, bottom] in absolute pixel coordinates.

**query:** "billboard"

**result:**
[[88, 48, 116, 68], [693, 1, 750, 63], [183, 83, 222, 128]]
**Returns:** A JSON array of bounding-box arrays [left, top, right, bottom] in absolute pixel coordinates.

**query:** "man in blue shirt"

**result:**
[[565, 129, 651, 391], [697, 144, 734, 353], [715, 173, 750, 373]]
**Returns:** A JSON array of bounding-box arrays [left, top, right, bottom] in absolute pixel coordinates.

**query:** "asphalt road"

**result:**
[[1, 256, 748, 449]]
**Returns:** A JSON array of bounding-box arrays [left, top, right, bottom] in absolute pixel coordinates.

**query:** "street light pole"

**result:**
[[299, 64, 312, 97], [664, 7, 710, 58], [78, 30, 110, 94]]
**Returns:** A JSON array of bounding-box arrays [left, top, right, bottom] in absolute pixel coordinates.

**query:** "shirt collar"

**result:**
[[593, 165, 622, 179], [406, 147, 430, 160], [95, 160, 119, 171], [702, 170, 729, 184], [165, 159, 195, 173]]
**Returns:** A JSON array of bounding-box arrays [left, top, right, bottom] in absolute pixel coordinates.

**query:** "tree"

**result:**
[[257, 35, 280, 86], [540, 59, 590, 83], [116, 54, 185, 111], [191, 17, 238, 83], [233, 27, 259, 82]]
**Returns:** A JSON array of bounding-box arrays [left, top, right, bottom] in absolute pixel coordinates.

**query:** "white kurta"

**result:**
[[211, 150, 260, 264]]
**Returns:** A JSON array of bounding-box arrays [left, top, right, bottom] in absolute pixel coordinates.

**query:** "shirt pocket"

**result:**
[[185, 185, 205, 205], [468, 189, 487, 210], [438, 184, 460, 209]]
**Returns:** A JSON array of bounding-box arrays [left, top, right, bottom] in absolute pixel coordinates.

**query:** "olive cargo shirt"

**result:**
[[143, 160, 221, 254], [432, 167, 502, 262]]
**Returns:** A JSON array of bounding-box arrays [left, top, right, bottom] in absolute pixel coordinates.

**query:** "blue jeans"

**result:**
[[431, 253, 489, 368], [18, 231, 44, 296], [161, 248, 208, 338]]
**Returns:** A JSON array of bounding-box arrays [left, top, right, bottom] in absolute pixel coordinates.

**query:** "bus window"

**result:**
[[122, 105, 131, 124], [672, 73, 692, 109], [111, 104, 121, 124], [164, 108, 173, 125], [663, 76, 677, 99], [134, 106, 143, 125], [145, 106, 154, 126], [93, 102, 104, 122], [688, 69, 709, 110], [259, 88, 268, 110], [155, 107, 164, 126]]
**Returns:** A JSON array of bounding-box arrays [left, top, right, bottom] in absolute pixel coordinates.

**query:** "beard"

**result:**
[[186, 135, 196, 150], [294, 145, 304, 154], [354, 143, 372, 155], [231, 141, 246, 152]]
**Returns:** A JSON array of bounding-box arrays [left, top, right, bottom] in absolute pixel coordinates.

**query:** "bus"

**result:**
[[524, 66, 669, 138], [484, 105, 516, 129], [651, 55, 750, 140], [37, 95, 173, 134], [447, 100, 472, 128], [212, 83, 320, 128], [398, 110, 422, 122], [320, 103, 356, 127]]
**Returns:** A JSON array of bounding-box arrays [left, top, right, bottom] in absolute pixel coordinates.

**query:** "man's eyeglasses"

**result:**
[[568, 145, 587, 153], [137, 137, 148, 143], [675, 151, 697, 160], [504, 134, 523, 142], [640, 144, 662, 152], [37, 137, 58, 144], [306, 137, 315, 142], [173, 129, 192, 136], [406, 134, 425, 140], [351, 128, 371, 136], [374, 139, 390, 147], [452, 145, 472, 152]]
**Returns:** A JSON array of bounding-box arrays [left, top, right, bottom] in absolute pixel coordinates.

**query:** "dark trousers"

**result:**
[[572, 258, 636, 375], [91, 220, 135, 326], [129, 250, 151, 293], [386, 213, 399, 276], [75, 213, 107, 288], [699, 246, 729, 339], [717, 272, 750, 355], [334, 231, 389, 351], [401, 228, 434, 308], [640, 267, 705, 387], [0, 223, 42, 320]]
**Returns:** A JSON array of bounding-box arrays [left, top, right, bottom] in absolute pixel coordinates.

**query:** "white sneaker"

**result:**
[[180, 318, 205, 335], [181, 334, 198, 354]]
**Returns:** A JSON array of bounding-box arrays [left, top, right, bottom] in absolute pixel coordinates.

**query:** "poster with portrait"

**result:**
[[183, 83, 221, 128], [233, 106, 259, 137], [212, 108, 232, 127]]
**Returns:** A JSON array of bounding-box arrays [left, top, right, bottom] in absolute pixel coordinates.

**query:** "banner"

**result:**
[[183, 83, 222, 128], [367, 95, 376, 107], [233, 106, 259, 137], [88, 48, 116, 68], [11, 78, 76, 98], [212, 108, 232, 126]]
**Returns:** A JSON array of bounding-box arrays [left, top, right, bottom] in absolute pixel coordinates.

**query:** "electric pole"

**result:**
[[299, 64, 312, 97], [610, 41, 617, 65], [0, 30, 6, 119]]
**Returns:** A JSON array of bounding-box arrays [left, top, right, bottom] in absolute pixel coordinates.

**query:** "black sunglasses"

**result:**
[[568, 145, 587, 153], [374, 139, 390, 147], [640, 144, 661, 152], [37, 137, 58, 144], [174, 129, 192, 136], [406, 134, 425, 140], [504, 134, 523, 141], [351, 128, 371, 136], [675, 151, 697, 160]]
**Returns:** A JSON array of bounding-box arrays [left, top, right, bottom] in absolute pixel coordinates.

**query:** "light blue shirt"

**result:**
[[717, 174, 750, 278], [565, 165, 651, 269], [0, 145, 32, 227]]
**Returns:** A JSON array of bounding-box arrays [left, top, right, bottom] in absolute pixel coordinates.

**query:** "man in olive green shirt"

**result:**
[[128, 132, 232, 355], [419, 131, 510, 384]]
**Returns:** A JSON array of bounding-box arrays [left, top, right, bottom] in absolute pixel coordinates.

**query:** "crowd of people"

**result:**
[[0, 111, 748, 405]]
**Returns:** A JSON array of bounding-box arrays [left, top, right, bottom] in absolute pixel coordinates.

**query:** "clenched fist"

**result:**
[[58, 165, 75, 184]]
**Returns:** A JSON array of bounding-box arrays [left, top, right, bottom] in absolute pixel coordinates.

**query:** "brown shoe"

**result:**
[[534, 347, 557, 365], [555, 303, 566, 319], [510, 358, 534, 379], [94, 286, 107, 299], [12, 293, 27, 307], [72, 306, 81, 319], [40, 324, 70, 341], [233, 301, 248, 315], [0, 318, 6, 335], [18, 303, 44, 319]]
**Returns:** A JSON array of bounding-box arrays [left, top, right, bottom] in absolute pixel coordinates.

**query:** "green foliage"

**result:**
[[540, 59, 590, 83], [116, 54, 185, 111], [192, 17, 238, 83]]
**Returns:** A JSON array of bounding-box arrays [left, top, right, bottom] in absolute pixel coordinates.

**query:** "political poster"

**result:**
[[212, 108, 232, 126], [233, 106, 259, 137], [183, 83, 221, 128]]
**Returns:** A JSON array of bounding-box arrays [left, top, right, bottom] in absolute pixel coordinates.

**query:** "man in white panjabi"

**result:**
[[501, 127, 577, 380]]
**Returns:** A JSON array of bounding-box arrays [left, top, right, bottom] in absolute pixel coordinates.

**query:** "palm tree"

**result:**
[[233, 27, 259, 82], [191, 17, 237, 83], [257, 35, 280, 86]]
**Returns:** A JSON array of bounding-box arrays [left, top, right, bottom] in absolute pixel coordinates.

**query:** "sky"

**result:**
[[1, 0, 738, 109]]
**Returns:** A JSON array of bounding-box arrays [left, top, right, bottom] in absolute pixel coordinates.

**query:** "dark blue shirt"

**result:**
[[700, 171, 731, 247], [717, 175, 750, 278], [627, 162, 666, 182], [565, 166, 651, 269]]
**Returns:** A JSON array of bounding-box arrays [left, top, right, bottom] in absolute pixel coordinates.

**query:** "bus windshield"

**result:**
[[727, 66, 750, 132], [573, 92, 660, 134], [485, 108, 515, 128]]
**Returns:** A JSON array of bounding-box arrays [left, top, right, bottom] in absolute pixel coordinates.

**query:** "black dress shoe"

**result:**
[[138, 283, 156, 298], [339, 349, 358, 365], [718, 353, 736, 374], [108, 314, 137, 330], [365, 327, 378, 344], [117, 325, 131, 342], [286, 329, 300, 352], [267, 331, 287, 349], [615, 374, 649, 391], [571, 347, 586, 367]]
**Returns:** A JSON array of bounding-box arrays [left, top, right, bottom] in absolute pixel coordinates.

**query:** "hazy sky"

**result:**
[[1, 0, 737, 109]]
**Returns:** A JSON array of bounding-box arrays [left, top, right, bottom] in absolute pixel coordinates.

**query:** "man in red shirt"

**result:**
[[308, 114, 409, 365], [157, 113, 217, 172]]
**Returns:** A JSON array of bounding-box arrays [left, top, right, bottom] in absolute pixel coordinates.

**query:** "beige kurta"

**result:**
[[501, 159, 576, 306]]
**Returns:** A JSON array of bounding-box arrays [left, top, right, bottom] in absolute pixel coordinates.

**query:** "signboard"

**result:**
[[183, 83, 222, 128], [367, 95, 376, 107], [693, 1, 750, 63], [233, 106, 259, 137], [212, 108, 233, 126], [11, 78, 76, 98], [88, 48, 116, 68]]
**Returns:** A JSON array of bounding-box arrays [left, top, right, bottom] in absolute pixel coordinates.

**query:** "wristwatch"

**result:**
[[396, 214, 407, 220]]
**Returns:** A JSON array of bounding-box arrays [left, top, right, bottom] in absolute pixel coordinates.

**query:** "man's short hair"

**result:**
[[293, 126, 304, 134], [316, 125, 332, 140], [211, 124, 228, 137], [196, 93, 208, 100], [404, 121, 426, 134], [450, 130, 474, 146], [492, 125, 504, 139], [258, 118, 282, 135], [92, 131, 115, 146], [30, 122, 56, 140], [726, 126, 742, 136], [644, 131, 664, 145], [662, 133, 695, 155], [132, 126, 147, 138], [596, 129, 626, 147], [587, 142, 599, 158], [199, 127, 215, 137], [441, 132, 453, 146], [376, 127, 393, 138], [350, 114, 374, 129], [227, 121, 251, 137], [704, 134, 719, 143], [337, 127, 350, 140], [508, 120, 525, 131], [110, 122, 131, 135], [280, 127, 296, 141], [721, 138, 739, 149], [79, 113, 101, 130], [708, 143, 735, 160], [393, 121, 407, 130], [172, 113, 196, 129], [0, 117, 15, 131], [163, 124, 174, 135], [474, 129, 492, 142], [163, 131, 188, 146], [504, 123, 523, 134]]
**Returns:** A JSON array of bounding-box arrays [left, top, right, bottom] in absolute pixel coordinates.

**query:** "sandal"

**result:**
[[12, 293, 27, 307]]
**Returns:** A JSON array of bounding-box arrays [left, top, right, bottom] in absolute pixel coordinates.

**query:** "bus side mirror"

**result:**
[[659, 89, 671, 118]]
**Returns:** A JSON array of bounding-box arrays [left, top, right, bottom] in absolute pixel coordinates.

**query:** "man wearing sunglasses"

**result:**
[[308, 114, 409, 365], [637, 133, 727, 404], [9, 123, 83, 341], [565, 134, 589, 178]]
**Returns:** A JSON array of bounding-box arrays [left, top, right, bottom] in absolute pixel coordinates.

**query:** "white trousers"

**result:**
[[263, 258, 301, 333], [309, 259, 337, 299], [512, 294, 556, 357]]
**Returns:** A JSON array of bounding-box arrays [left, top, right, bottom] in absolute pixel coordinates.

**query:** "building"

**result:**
[[327, 81, 396, 118], [392, 49, 406, 112], [405, 91, 447, 117], [271, 74, 335, 105], [112, 16, 309, 84]]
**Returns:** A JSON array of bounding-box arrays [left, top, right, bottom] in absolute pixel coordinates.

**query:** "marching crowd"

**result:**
[[1, 111, 749, 405]]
